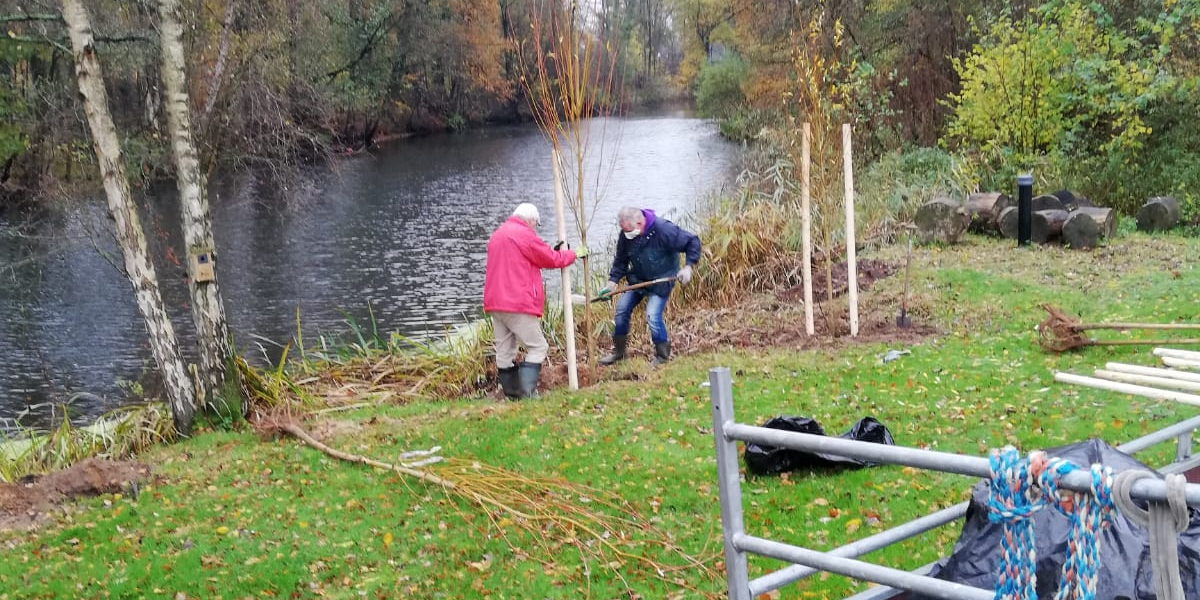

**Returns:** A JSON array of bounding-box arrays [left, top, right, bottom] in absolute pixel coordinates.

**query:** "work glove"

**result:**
[[677, 265, 694, 285], [594, 280, 619, 301], [574, 244, 589, 259]]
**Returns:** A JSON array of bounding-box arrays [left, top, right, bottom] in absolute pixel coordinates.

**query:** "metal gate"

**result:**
[[708, 366, 1200, 600]]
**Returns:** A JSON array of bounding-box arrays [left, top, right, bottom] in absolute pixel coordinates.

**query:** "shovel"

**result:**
[[591, 277, 676, 303], [896, 239, 912, 328]]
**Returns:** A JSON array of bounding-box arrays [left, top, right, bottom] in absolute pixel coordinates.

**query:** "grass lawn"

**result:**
[[2, 233, 1198, 600]]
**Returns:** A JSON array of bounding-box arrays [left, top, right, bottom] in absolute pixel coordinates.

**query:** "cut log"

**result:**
[[964, 192, 1011, 235], [1136, 196, 1180, 232], [1050, 189, 1094, 211], [1062, 207, 1117, 249], [1031, 209, 1069, 244], [914, 196, 969, 244], [1031, 194, 1065, 212], [998, 205, 1018, 240]]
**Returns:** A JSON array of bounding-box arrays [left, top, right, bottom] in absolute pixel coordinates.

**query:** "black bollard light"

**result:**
[[1017, 173, 1033, 246]]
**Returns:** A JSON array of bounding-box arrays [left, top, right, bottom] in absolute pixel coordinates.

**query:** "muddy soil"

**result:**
[[0, 458, 150, 531], [533, 258, 936, 391]]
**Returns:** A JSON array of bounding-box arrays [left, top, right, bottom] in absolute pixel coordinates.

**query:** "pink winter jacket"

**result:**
[[483, 216, 577, 317]]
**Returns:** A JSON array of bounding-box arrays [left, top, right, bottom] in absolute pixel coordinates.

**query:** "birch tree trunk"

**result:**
[[61, 0, 196, 434], [158, 0, 238, 412]]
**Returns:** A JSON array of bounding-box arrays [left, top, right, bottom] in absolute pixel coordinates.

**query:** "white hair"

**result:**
[[617, 206, 643, 226], [513, 203, 540, 225]]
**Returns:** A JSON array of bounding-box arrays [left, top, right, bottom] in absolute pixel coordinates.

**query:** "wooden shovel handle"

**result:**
[[591, 277, 676, 302]]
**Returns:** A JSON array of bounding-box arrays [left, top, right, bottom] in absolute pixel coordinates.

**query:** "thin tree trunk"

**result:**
[[158, 0, 238, 411], [61, 0, 196, 434], [199, 0, 237, 130]]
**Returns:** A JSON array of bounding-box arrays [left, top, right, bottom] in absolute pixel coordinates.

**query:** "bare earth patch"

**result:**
[[537, 258, 934, 391], [0, 458, 150, 531]]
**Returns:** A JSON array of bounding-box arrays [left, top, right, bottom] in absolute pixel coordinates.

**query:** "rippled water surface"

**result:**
[[0, 113, 741, 427]]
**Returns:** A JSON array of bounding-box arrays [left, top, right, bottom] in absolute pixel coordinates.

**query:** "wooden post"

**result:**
[[1055, 371, 1200, 407], [842, 124, 858, 337], [551, 149, 578, 390], [801, 123, 814, 336]]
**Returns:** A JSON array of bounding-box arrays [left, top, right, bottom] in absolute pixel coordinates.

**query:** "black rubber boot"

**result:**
[[517, 361, 542, 398], [599, 335, 627, 366], [652, 341, 671, 366], [497, 366, 521, 399]]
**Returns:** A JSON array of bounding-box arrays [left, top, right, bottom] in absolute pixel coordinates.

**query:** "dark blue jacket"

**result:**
[[608, 209, 702, 297]]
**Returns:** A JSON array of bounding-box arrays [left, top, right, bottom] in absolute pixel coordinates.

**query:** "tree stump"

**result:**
[[1031, 209, 1069, 244], [998, 206, 1018, 240], [915, 196, 969, 244], [1136, 196, 1181, 232], [1031, 194, 1066, 212], [964, 192, 1011, 235], [1063, 207, 1117, 249]]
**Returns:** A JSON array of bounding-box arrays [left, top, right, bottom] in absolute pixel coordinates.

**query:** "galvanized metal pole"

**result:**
[[739, 536, 993, 600], [710, 367, 751, 600], [749, 502, 968, 596], [724, 422, 1200, 504]]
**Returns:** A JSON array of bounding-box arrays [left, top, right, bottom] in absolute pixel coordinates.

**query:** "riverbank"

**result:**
[[0, 114, 739, 428], [3, 232, 1197, 597]]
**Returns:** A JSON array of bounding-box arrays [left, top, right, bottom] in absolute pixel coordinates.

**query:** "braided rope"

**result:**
[[1039, 459, 1115, 600], [1112, 471, 1190, 600], [988, 447, 1045, 600]]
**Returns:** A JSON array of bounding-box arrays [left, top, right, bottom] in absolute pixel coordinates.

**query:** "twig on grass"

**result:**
[[256, 415, 721, 598]]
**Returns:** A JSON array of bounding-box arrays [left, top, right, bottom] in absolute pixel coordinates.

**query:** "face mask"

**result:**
[[623, 228, 641, 240]]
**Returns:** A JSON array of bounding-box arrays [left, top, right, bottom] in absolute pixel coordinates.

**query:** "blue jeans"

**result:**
[[613, 289, 668, 344]]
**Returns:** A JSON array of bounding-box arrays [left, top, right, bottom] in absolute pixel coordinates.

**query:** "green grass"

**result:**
[[2, 232, 1199, 599]]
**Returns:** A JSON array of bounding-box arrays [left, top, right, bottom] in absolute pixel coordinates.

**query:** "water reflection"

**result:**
[[0, 114, 740, 427]]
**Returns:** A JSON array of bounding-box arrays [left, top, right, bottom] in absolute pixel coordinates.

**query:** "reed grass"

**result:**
[[0, 404, 174, 483]]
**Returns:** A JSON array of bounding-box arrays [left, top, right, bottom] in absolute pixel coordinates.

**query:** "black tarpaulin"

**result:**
[[912, 438, 1200, 600]]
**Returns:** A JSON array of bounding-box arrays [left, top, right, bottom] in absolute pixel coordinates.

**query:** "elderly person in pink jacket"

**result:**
[[483, 203, 587, 398]]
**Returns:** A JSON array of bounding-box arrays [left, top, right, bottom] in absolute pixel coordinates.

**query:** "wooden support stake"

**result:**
[[1162, 356, 1200, 371], [842, 123, 858, 337], [1154, 347, 1200, 361], [1055, 371, 1200, 407], [1105, 362, 1200, 384], [1094, 370, 1200, 394], [801, 123, 814, 336], [551, 148, 578, 390]]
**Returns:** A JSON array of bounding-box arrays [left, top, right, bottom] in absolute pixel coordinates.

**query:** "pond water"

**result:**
[[0, 110, 742, 429]]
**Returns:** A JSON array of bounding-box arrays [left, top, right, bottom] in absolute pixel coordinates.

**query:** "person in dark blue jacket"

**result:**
[[596, 206, 701, 365]]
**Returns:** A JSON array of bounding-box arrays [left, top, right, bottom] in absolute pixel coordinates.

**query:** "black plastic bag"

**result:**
[[743, 416, 896, 476], [911, 438, 1200, 600]]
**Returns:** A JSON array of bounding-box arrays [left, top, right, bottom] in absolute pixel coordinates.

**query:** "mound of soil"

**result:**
[[528, 258, 935, 394], [0, 458, 150, 531]]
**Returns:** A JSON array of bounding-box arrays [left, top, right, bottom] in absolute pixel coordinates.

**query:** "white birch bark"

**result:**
[[60, 0, 196, 434], [158, 0, 237, 410]]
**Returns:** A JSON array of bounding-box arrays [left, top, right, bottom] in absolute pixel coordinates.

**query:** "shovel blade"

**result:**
[[896, 311, 912, 328]]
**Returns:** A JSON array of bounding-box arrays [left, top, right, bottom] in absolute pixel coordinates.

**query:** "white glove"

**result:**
[[677, 265, 693, 285]]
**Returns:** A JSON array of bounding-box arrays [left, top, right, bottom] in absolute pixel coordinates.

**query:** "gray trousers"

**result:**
[[490, 311, 549, 368]]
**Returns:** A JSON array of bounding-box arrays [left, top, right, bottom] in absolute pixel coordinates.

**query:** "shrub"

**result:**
[[695, 54, 749, 120], [857, 147, 973, 224], [944, 1, 1169, 180]]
